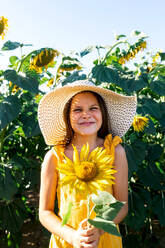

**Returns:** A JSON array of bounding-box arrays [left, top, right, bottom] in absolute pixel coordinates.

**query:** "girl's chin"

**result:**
[[76, 129, 99, 136]]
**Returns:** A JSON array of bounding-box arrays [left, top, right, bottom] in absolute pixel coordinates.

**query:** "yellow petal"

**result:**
[[83, 142, 90, 160], [63, 153, 73, 167], [95, 149, 107, 162], [80, 144, 87, 161], [60, 175, 76, 185], [72, 145, 80, 164], [88, 147, 100, 161], [57, 167, 74, 175]]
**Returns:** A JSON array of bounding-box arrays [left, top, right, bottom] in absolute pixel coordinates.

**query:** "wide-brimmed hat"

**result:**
[[38, 80, 137, 145]]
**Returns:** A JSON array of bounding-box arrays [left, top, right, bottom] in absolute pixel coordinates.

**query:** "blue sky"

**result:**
[[1, 0, 165, 55]]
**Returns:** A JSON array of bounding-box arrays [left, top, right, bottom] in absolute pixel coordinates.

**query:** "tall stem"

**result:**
[[102, 40, 130, 64], [0, 127, 7, 155], [17, 50, 37, 73], [87, 194, 90, 219]]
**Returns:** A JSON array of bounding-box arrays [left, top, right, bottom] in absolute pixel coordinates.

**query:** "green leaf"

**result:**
[[125, 145, 138, 178], [0, 95, 21, 130], [131, 30, 141, 36], [1, 41, 32, 51], [0, 199, 26, 232], [61, 202, 72, 226], [125, 140, 146, 178], [137, 98, 162, 120], [147, 144, 163, 161], [0, 166, 18, 200], [93, 204, 110, 216], [20, 109, 41, 137], [1, 41, 21, 51], [102, 201, 124, 221], [93, 201, 124, 222], [9, 56, 19, 65], [92, 65, 147, 94], [24, 159, 40, 187], [153, 196, 165, 226], [105, 55, 118, 66], [125, 191, 147, 230], [91, 191, 117, 205], [92, 65, 119, 85], [3, 70, 39, 94], [144, 118, 156, 134], [80, 46, 95, 57], [115, 34, 126, 40], [159, 52, 165, 61], [62, 56, 79, 62], [137, 163, 165, 190], [150, 80, 165, 96], [62, 71, 86, 85], [88, 217, 121, 236]]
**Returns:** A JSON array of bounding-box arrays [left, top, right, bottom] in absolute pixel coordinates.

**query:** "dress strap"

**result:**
[[104, 134, 122, 163], [51, 145, 64, 163]]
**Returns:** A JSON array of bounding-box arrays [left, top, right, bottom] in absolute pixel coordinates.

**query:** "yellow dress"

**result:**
[[49, 134, 123, 248]]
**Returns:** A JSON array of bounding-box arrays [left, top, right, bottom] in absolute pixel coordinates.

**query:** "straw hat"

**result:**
[[38, 80, 137, 145]]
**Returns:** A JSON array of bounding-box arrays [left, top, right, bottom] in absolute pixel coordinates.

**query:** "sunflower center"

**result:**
[[75, 161, 97, 182], [0, 22, 5, 35], [35, 50, 55, 67]]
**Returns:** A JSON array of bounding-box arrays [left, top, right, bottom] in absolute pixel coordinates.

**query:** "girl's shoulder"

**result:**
[[41, 145, 64, 169], [104, 134, 122, 152], [40, 149, 58, 177]]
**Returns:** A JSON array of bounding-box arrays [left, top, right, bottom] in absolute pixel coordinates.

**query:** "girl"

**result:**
[[38, 80, 137, 248]]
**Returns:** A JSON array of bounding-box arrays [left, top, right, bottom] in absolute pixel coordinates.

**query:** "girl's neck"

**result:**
[[70, 134, 103, 152]]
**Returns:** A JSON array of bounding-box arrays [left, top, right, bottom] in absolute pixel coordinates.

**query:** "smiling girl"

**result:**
[[38, 80, 137, 248]]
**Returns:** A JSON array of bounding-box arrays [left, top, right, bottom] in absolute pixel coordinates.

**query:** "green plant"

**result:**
[[0, 29, 164, 247]]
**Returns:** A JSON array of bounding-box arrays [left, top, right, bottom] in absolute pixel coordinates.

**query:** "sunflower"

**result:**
[[139, 41, 147, 50], [0, 16, 8, 40], [57, 63, 82, 73], [30, 48, 59, 73], [118, 57, 125, 65], [57, 143, 116, 195], [132, 115, 149, 132], [47, 78, 54, 87]]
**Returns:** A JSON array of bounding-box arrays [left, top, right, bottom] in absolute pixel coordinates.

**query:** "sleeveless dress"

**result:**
[[49, 134, 123, 248]]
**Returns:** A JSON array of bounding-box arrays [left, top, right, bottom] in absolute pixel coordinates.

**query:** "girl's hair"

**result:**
[[61, 91, 111, 147]]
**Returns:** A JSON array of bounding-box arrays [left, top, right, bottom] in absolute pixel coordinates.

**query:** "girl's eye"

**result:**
[[73, 108, 82, 112], [90, 107, 98, 111]]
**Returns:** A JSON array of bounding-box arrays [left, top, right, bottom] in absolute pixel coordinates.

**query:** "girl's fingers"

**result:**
[[80, 234, 95, 243], [81, 240, 98, 248], [79, 218, 92, 230]]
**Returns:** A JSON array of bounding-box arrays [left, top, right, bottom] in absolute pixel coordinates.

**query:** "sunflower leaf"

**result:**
[[88, 217, 121, 237], [91, 191, 117, 205], [89, 191, 125, 236], [61, 202, 72, 226]]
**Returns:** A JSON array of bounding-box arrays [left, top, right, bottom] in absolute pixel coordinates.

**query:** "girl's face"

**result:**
[[69, 92, 102, 136]]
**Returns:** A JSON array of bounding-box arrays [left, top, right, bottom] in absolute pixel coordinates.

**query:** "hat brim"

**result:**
[[38, 82, 137, 145]]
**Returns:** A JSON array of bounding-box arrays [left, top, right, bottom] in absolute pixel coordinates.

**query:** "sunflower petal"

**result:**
[[88, 147, 100, 161], [80, 144, 87, 161], [60, 175, 76, 185], [83, 142, 90, 160], [63, 153, 73, 167], [72, 145, 80, 164]]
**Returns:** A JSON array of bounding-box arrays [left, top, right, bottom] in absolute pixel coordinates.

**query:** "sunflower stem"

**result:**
[[17, 50, 37, 73], [87, 194, 91, 220]]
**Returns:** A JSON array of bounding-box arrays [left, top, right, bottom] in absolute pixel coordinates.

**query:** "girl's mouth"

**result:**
[[79, 122, 95, 126]]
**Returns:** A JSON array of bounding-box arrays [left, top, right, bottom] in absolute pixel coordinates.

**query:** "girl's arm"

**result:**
[[39, 150, 97, 248], [39, 150, 75, 245], [112, 144, 128, 224]]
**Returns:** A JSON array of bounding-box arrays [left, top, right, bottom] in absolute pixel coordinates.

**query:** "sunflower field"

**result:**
[[0, 16, 165, 247]]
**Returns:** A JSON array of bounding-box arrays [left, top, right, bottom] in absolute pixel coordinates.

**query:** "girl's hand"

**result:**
[[72, 219, 102, 248]]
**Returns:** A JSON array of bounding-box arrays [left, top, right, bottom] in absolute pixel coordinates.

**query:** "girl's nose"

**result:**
[[82, 110, 90, 118]]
